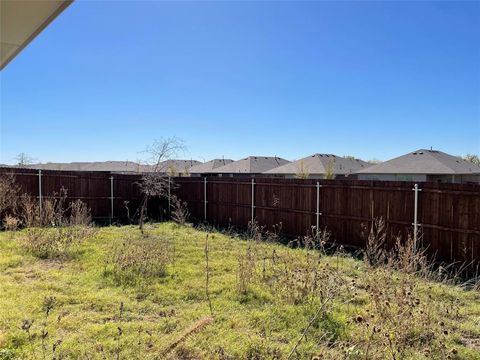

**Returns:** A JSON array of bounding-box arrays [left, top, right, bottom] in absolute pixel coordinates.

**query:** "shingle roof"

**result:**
[[25, 161, 146, 172], [213, 156, 290, 173], [356, 149, 480, 175], [264, 154, 370, 175], [25, 159, 202, 173], [189, 159, 234, 174]]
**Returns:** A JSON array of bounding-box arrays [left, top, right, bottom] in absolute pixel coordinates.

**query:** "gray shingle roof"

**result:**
[[189, 159, 234, 174], [264, 154, 370, 175], [24, 159, 202, 173], [25, 161, 146, 172], [213, 156, 290, 173], [356, 149, 480, 175]]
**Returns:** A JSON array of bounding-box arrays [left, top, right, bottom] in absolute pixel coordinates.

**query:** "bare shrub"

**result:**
[[389, 233, 432, 276], [3, 215, 20, 231], [363, 217, 387, 266], [21, 225, 94, 259], [105, 231, 173, 285], [290, 226, 333, 253], [171, 195, 190, 225], [246, 219, 265, 242], [0, 173, 19, 220], [18, 191, 94, 258], [18, 187, 69, 227], [18, 194, 39, 227], [68, 199, 91, 226], [363, 218, 438, 280]]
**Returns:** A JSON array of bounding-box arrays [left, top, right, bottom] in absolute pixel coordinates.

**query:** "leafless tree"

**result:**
[[463, 154, 480, 165], [14, 153, 35, 167], [137, 138, 185, 233]]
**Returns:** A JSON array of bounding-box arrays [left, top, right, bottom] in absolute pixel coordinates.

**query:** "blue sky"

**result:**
[[1, 1, 479, 164]]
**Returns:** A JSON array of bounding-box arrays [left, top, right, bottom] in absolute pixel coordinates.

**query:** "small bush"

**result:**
[[18, 193, 60, 228], [68, 199, 91, 226], [3, 215, 19, 231], [16, 190, 95, 258], [106, 232, 173, 285], [0, 173, 19, 218], [171, 195, 190, 225], [21, 225, 94, 259], [363, 217, 387, 266]]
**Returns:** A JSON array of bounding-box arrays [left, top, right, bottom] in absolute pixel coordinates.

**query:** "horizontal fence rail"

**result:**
[[1, 167, 479, 266]]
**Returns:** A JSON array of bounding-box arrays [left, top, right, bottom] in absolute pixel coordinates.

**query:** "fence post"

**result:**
[[316, 182, 322, 234], [412, 183, 422, 249], [204, 177, 207, 221], [38, 169, 42, 216], [251, 178, 255, 223], [109, 176, 114, 222]]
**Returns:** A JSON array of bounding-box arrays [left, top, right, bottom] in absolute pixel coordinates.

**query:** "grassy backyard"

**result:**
[[0, 223, 479, 359]]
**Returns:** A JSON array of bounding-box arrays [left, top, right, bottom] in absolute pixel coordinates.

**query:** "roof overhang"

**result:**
[[1, 0, 72, 70]]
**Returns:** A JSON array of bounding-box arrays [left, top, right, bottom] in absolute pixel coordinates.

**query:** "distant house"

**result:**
[[188, 159, 234, 176], [212, 156, 290, 177], [25, 161, 147, 173], [355, 149, 480, 183], [24, 159, 202, 175], [263, 154, 370, 179]]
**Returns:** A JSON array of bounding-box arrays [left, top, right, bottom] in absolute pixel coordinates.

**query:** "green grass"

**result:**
[[0, 223, 479, 359]]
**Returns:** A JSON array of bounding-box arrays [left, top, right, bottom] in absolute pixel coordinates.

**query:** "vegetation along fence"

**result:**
[[174, 177, 480, 267], [1, 167, 479, 266]]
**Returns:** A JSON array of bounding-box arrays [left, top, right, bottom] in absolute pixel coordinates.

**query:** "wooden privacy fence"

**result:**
[[173, 177, 480, 267], [0, 167, 144, 222], [1, 167, 479, 266]]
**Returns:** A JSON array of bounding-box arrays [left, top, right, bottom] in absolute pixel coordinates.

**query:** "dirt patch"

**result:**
[[460, 336, 480, 351], [37, 258, 65, 271], [3, 268, 39, 283], [3, 259, 65, 283]]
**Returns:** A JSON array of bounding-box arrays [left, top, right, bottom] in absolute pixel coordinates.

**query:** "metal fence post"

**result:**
[[109, 176, 114, 222], [316, 182, 322, 233], [412, 183, 422, 249], [251, 178, 255, 223], [38, 169, 42, 216], [204, 177, 207, 221]]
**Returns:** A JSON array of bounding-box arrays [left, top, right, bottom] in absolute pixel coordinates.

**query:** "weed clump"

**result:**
[[19, 190, 95, 259], [21, 226, 94, 259], [105, 231, 173, 285], [171, 195, 190, 225]]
